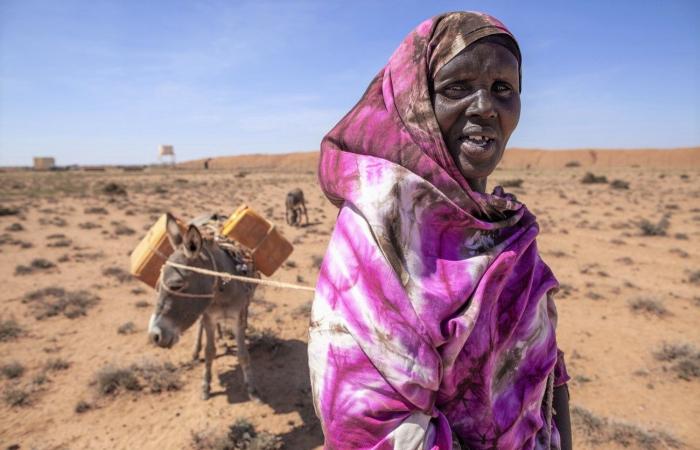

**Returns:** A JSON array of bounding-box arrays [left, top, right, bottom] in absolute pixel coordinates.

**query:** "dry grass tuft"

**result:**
[[95, 361, 183, 396], [638, 217, 670, 236], [102, 266, 133, 283], [572, 405, 682, 449], [1, 361, 25, 379], [44, 358, 70, 372], [3, 385, 31, 407], [610, 179, 630, 189], [581, 172, 608, 184], [117, 321, 137, 335], [15, 258, 56, 275], [628, 297, 670, 317], [191, 418, 282, 450], [22, 287, 100, 320], [0, 318, 22, 341], [654, 343, 700, 381], [500, 179, 524, 188], [95, 366, 141, 395]]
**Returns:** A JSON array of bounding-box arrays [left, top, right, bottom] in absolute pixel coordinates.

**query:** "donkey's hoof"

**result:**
[[201, 390, 210, 401]]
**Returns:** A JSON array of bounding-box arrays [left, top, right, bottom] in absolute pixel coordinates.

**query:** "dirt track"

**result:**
[[1, 151, 699, 449]]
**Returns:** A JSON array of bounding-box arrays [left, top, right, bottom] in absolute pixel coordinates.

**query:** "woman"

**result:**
[[309, 11, 571, 450]]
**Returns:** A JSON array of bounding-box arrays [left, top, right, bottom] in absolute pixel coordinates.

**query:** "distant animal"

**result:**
[[285, 188, 308, 227], [147, 213, 259, 401]]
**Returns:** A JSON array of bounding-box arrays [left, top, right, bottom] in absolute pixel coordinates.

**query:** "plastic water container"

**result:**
[[220, 205, 293, 276], [129, 214, 185, 288]]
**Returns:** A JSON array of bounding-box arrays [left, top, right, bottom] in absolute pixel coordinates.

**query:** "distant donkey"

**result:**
[[285, 188, 308, 227], [148, 213, 259, 400]]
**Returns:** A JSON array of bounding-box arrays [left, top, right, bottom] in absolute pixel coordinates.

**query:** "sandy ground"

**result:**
[[1, 151, 699, 450]]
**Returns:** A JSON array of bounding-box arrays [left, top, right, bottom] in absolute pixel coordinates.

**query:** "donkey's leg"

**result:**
[[235, 307, 258, 401], [192, 318, 204, 361], [216, 322, 224, 340], [302, 200, 309, 225], [201, 313, 216, 400]]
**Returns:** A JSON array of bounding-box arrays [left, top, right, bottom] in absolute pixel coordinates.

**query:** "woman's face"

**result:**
[[432, 40, 520, 191]]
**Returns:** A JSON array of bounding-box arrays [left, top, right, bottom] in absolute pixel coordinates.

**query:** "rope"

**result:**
[[544, 371, 555, 449], [164, 260, 316, 292]]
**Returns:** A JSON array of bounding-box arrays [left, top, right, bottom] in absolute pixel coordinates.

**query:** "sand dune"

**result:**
[[180, 147, 700, 172]]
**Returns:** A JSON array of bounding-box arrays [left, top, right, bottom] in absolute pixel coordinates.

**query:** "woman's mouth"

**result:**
[[458, 135, 497, 159]]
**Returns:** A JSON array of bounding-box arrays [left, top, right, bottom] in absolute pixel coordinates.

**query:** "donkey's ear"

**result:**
[[183, 225, 203, 258], [165, 213, 183, 249]]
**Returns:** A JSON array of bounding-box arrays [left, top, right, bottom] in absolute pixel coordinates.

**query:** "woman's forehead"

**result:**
[[436, 41, 519, 81]]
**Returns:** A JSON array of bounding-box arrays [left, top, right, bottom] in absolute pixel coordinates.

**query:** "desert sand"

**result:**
[[1, 147, 699, 450]]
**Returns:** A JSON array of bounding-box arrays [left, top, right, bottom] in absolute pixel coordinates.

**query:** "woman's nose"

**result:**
[[465, 89, 496, 119]]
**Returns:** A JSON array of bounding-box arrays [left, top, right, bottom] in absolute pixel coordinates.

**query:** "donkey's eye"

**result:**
[[167, 281, 186, 291]]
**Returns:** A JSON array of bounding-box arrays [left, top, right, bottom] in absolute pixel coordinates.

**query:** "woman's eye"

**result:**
[[442, 84, 469, 99], [493, 81, 513, 95]]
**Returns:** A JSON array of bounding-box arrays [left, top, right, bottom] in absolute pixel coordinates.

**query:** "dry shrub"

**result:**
[[581, 172, 608, 184], [15, 258, 56, 275], [1, 361, 25, 379], [191, 419, 282, 450], [610, 179, 630, 189], [638, 217, 669, 236], [44, 358, 70, 372], [96, 366, 141, 394], [79, 222, 101, 229], [102, 182, 127, 196], [84, 207, 108, 215], [75, 400, 92, 413], [134, 300, 151, 309], [687, 270, 700, 285], [572, 405, 681, 449], [628, 298, 669, 317], [0, 206, 20, 216], [3, 386, 31, 407], [114, 224, 136, 236], [565, 161, 581, 167], [311, 254, 324, 269], [102, 266, 133, 283], [5, 223, 24, 232], [654, 343, 700, 381], [117, 321, 137, 335], [22, 287, 100, 320], [95, 361, 183, 395], [0, 318, 22, 342]]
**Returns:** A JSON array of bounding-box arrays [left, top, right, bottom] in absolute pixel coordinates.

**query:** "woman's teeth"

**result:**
[[464, 135, 493, 145]]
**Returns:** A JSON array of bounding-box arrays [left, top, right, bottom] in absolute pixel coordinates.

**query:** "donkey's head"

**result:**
[[148, 213, 217, 349]]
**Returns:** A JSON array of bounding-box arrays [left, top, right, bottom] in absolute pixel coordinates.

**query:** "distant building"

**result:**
[[33, 157, 55, 170], [158, 145, 175, 165]]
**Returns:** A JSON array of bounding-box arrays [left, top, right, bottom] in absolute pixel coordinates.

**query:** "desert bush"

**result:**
[[192, 419, 282, 450], [47, 238, 72, 248], [134, 300, 151, 308], [103, 266, 133, 283], [44, 358, 70, 372], [610, 179, 629, 189], [114, 224, 136, 236], [75, 400, 92, 413], [117, 321, 137, 335], [5, 223, 24, 231], [84, 207, 108, 215], [581, 172, 608, 184], [654, 343, 700, 381], [628, 298, 669, 317], [571, 405, 681, 449], [0, 206, 20, 216], [22, 287, 100, 320], [95, 366, 141, 394], [78, 222, 101, 229], [687, 270, 700, 285], [500, 179, 523, 188], [0, 318, 22, 341], [638, 217, 669, 236], [673, 233, 688, 240], [134, 361, 183, 393], [1, 361, 25, 379], [102, 182, 127, 196], [564, 161, 581, 167], [3, 386, 31, 407], [311, 254, 324, 269], [15, 258, 56, 275]]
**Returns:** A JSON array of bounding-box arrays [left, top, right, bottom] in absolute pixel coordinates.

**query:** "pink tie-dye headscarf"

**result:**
[[310, 11, 569, 450]]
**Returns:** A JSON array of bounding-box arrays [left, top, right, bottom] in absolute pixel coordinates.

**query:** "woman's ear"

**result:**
[[165, 213, 183, 249], [183, 225, 203, 258]]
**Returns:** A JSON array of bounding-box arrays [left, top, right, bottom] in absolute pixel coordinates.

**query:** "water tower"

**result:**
[[158, 145, 175, 166]]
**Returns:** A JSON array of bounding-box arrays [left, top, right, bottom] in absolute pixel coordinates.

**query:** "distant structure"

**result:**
[[158, 145, 175, 166], [33, 157, 55, 171]]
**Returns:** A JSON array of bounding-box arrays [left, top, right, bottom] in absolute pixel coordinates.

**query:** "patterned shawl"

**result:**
[[309, 12, 568, 450]]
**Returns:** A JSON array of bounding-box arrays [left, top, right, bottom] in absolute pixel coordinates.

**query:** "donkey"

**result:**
[[285, 188, 308, 227], [147, 213, 258, 401]]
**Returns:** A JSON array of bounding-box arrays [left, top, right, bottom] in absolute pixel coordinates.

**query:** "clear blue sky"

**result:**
[[1, 0, 698, 166]]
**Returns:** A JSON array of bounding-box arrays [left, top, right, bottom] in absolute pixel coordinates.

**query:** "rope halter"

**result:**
[[157, 246, 219, 299]]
